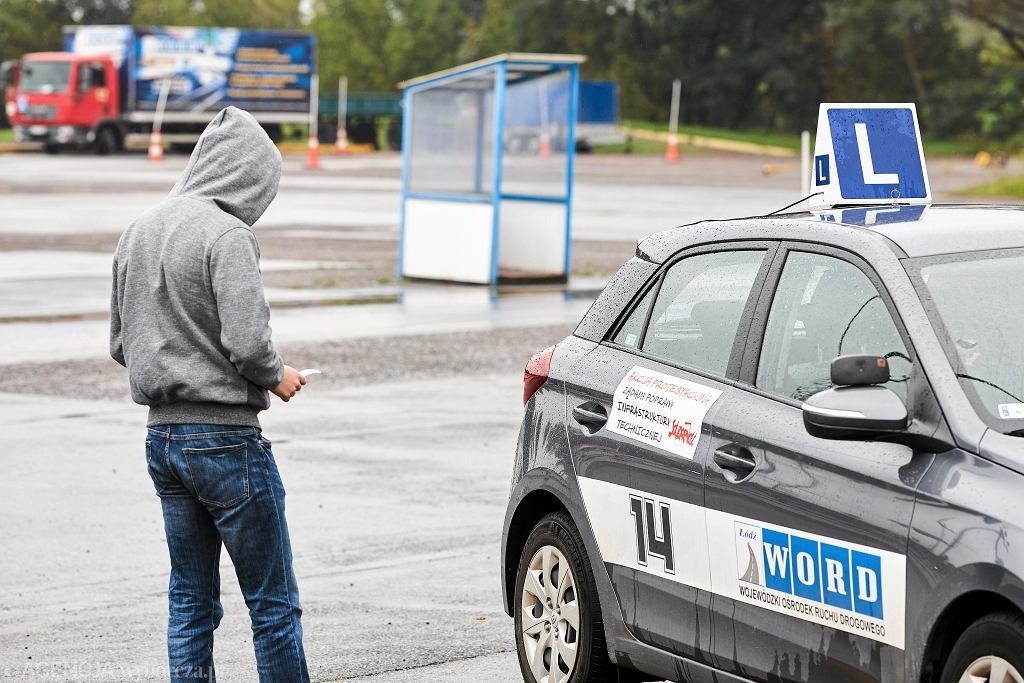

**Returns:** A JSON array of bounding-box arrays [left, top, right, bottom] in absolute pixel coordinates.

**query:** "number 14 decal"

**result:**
[[629, 495, 675, 574]]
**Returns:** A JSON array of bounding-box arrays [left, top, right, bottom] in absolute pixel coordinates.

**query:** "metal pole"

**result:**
[[309, 74, 319, 138], [335, 75, 349, 154], [489, 63, 508, 285], [153, 78, 171, 133], [800, 130, 810, 196], [538, 78, 550, 157], [563, 64, 580, 281], [306, 74, 320, 169], [669, 78, 681, 135], [338, 76, 347, 123], [148, 79, 171, 161], [665, 78, 681, 161]]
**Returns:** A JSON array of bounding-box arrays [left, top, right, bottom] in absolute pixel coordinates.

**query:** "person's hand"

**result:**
[[272, 365, 307, 402]]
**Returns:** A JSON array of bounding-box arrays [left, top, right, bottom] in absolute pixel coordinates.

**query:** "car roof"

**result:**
[[637, 204, 1024, 263]]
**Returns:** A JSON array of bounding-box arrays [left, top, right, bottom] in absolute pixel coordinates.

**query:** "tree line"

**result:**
[[3, 0, 1024, 143]]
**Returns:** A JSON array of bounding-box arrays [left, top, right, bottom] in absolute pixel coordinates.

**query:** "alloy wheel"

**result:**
[[520, 544, 580, 683], [959, 656, 1024, 683]]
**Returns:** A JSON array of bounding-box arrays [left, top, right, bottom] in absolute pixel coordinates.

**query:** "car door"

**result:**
[[703, 244, 935, 683], [564, 242, 777, 664]]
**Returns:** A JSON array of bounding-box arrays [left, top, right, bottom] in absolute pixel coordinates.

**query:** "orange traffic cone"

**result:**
[[539, 131, 551, 158], [147, 129, 164, 162], [664, 132, 680, 162], [305, 133, 320, 169], [335, 123, 349, 155]]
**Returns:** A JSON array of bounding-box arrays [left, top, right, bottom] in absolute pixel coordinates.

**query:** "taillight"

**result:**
[[523, 345, 555, 405]]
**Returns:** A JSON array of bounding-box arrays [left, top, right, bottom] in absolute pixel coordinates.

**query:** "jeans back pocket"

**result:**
[[182, 442, 250, 508]]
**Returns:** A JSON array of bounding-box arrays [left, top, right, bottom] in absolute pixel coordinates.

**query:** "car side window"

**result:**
[[636, 250, 766, 375], [756, 251, 911, 402], [612, 286, 654, 349]]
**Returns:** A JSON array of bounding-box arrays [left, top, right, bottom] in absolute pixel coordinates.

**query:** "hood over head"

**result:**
[[169, 106, 282, 226]]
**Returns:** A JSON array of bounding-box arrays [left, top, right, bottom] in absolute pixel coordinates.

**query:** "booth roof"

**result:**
[[398, 53, 586, 90]]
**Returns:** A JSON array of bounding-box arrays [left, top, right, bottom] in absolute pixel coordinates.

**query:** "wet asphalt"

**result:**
[[0, 376, 524, 682]]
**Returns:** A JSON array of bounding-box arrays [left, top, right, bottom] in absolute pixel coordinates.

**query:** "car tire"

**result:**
[[514, 511, 613, 683], [941, 612, 1024, 683]]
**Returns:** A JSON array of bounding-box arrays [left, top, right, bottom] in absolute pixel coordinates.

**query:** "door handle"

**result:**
[[572, 402, 608, 430], [713, 444, 756, 481]]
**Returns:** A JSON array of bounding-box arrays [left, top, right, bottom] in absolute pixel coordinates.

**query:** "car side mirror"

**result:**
[[802, 355, 909, 440]]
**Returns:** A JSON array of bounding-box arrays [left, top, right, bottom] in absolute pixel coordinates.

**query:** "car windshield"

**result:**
[[19, 61, 70, 94], [909, 248, 1024, 433]]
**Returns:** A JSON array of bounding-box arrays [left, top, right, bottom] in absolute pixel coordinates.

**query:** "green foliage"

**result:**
[[823, 0, 984, 138], [0, 0, 68, 63], [133, 0, 303, 29], [957, 172, 1024, 198]]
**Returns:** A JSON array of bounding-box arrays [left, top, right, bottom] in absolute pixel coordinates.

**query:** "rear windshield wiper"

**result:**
[[955, 373, 1023, 403]]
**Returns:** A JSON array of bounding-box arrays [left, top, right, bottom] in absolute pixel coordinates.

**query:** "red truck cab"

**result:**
[[6, 52, 121, 153]]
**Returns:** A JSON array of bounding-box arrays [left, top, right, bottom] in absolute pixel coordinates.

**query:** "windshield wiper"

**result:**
[[955, 373, 1024, 403], [1007, 430, 1024, 438]]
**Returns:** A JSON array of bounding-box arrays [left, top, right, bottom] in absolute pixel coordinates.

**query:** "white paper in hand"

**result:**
[[299, 368, 322, 378]]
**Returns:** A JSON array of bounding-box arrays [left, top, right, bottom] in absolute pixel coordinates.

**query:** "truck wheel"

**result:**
[[514, 511, 613, 683], [941, 612, 1024, 683], [95, 127, 119, 155]]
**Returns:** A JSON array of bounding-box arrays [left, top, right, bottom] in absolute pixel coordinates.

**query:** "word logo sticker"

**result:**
[[606, 366, 722, 460], [729, 520, 904, 647]]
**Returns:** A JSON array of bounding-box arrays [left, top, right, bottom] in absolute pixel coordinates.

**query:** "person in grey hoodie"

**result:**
[[110, 106, 309, 683]]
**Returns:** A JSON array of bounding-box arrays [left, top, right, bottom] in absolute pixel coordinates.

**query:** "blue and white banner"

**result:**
[[810, 103, 930, 209], [65, 26, 314, 115], [133, 27, 314, 113]]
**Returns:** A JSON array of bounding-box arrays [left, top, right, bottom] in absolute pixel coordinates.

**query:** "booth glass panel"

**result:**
[[407, 71, 496, 198], [500, 69, 571, 199]]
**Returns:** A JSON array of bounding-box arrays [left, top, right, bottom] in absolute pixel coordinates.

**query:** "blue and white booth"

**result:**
[[398, 53, 584, 284], [809, 103, 931, 217]]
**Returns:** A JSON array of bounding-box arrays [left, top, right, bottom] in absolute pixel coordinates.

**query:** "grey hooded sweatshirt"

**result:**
[[110, 106, 284, 428]]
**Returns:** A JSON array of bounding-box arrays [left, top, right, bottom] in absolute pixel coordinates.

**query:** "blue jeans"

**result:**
[[145, 424, 309, 683]]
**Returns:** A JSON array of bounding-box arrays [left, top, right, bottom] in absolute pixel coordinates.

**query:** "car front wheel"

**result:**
[[514, 511, 612, 683], [941, 613, 1024, 683]]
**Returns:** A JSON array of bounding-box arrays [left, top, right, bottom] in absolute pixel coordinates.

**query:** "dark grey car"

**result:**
[[501, 204, 1024, 683]]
